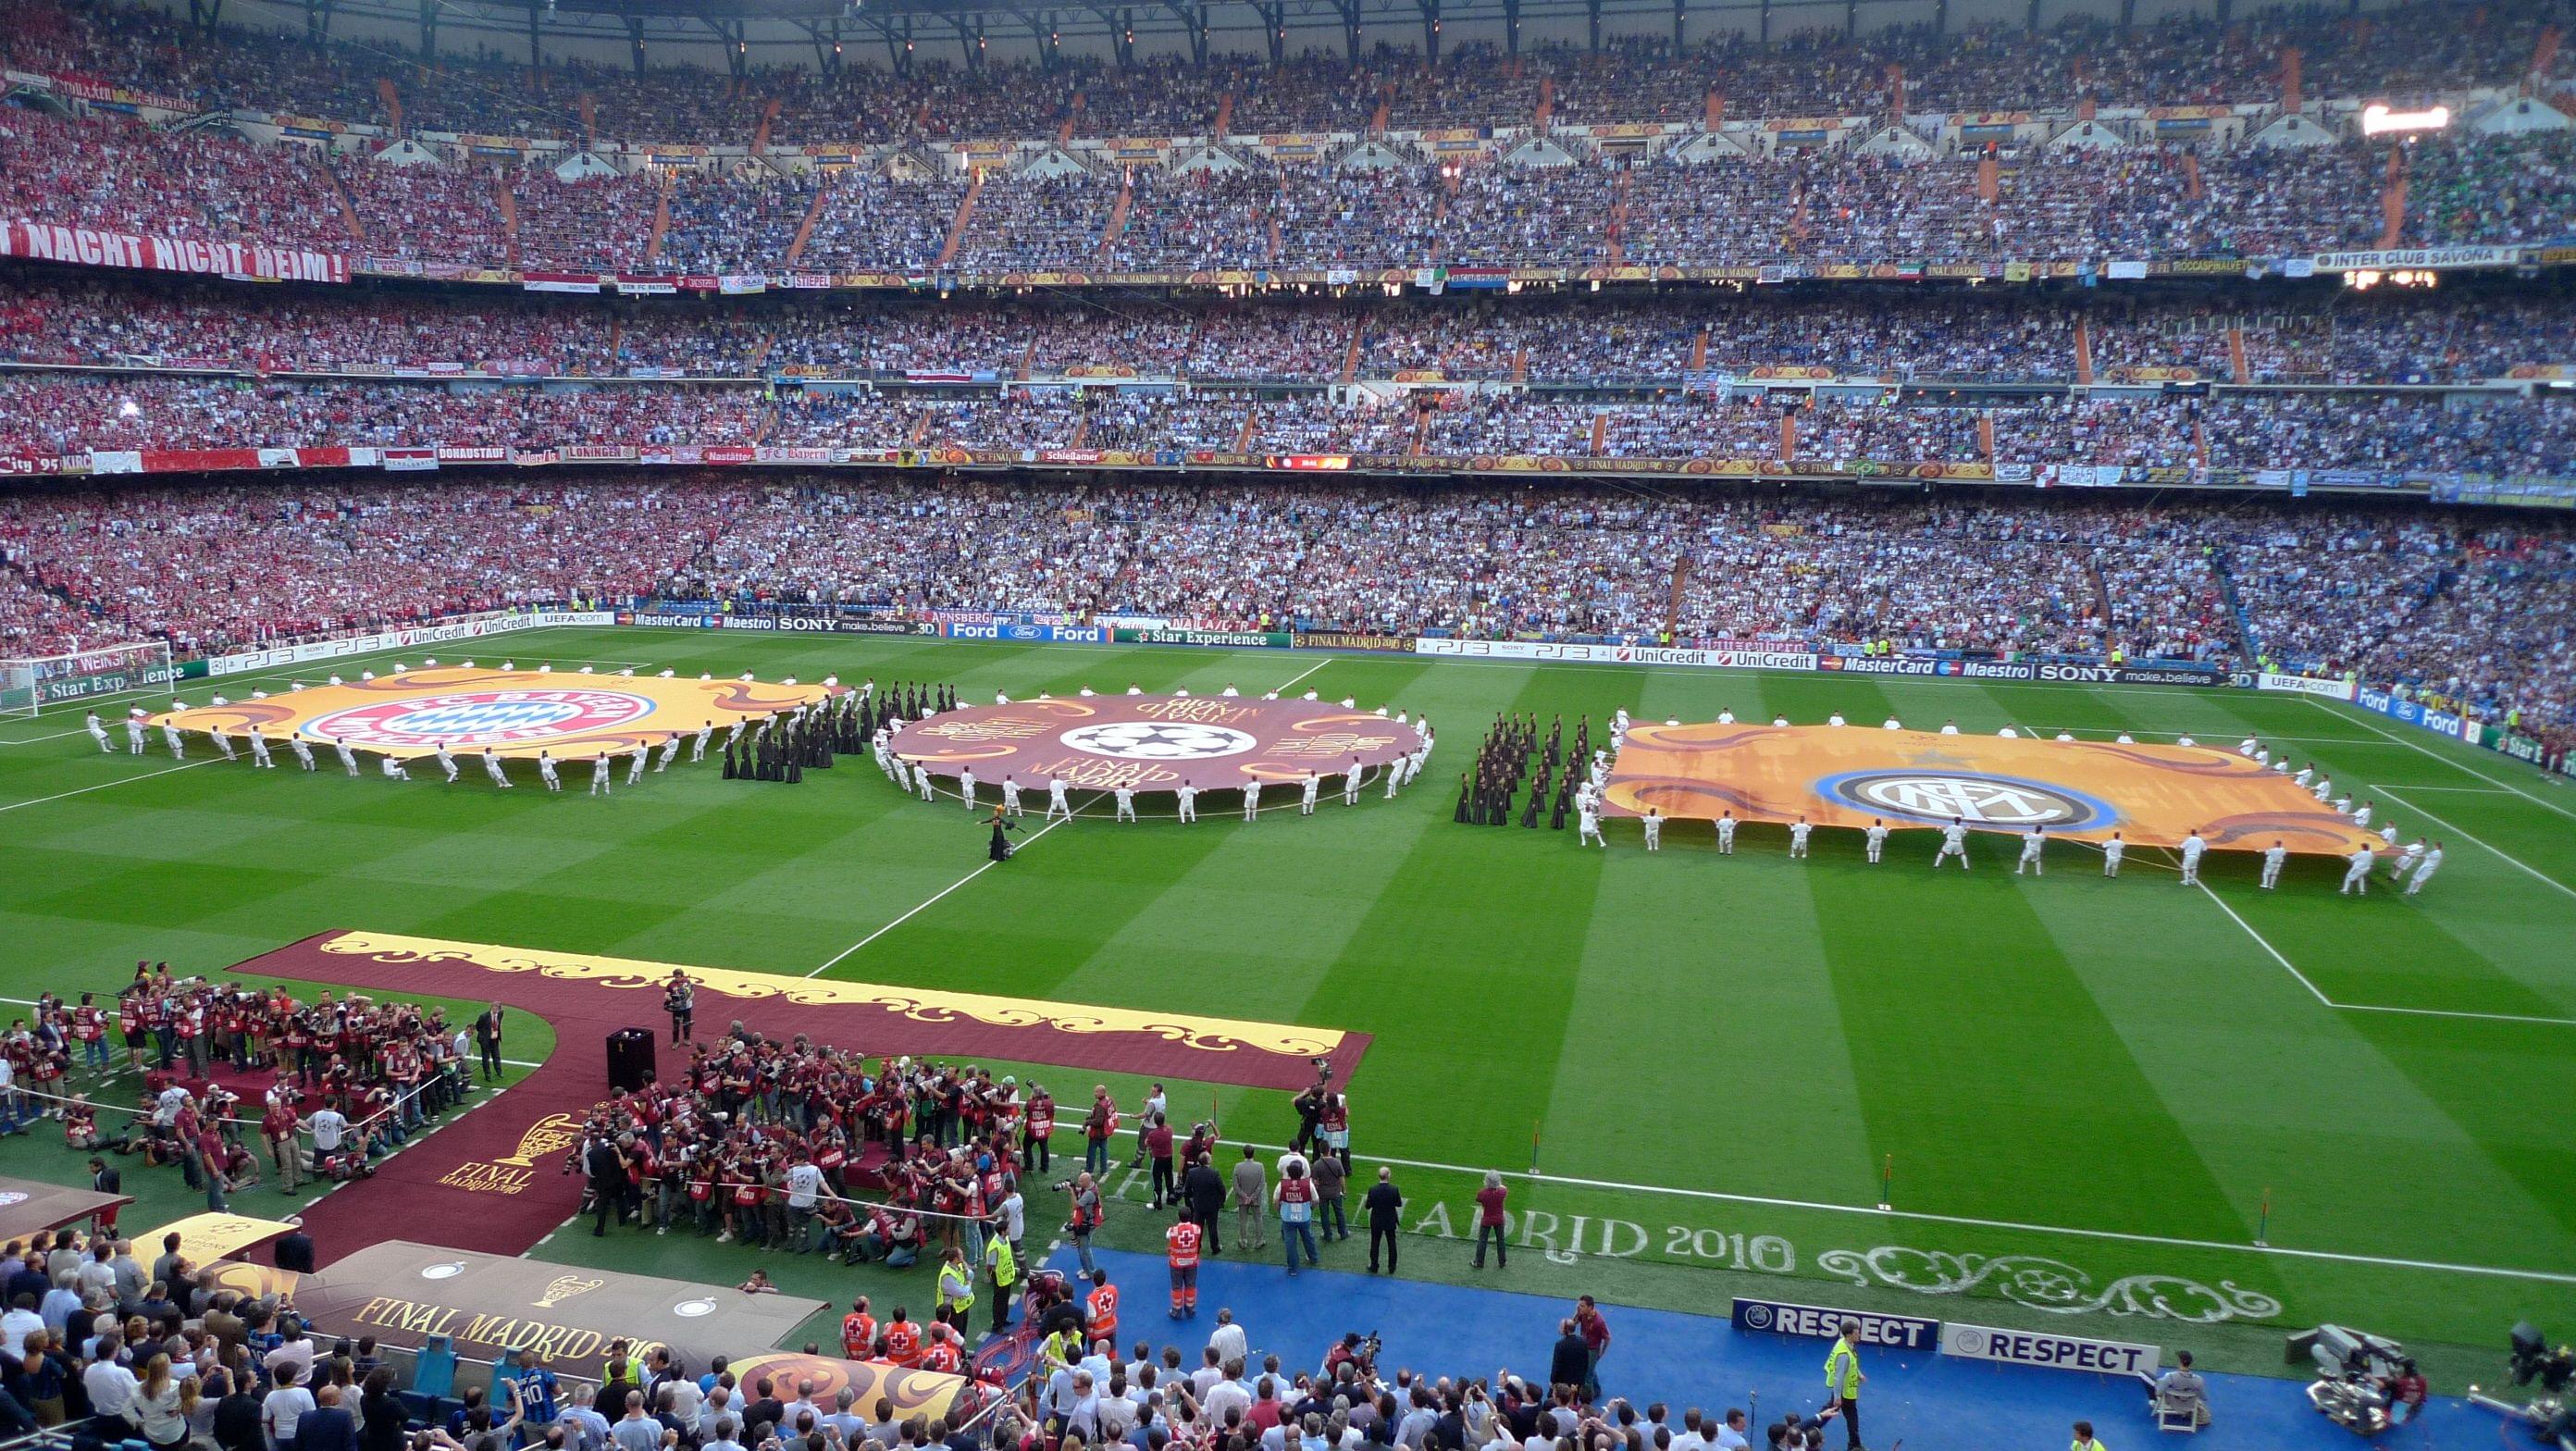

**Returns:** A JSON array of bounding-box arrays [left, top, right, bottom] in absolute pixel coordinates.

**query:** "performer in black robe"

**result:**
[[986, 809, 1021, 862], [1454, 775, 1471, 824]]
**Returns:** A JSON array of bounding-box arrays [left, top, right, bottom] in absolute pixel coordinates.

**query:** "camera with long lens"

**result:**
[[2467, 1324, 2576, 1450], [2515, 1324, 2576, 1394], [2292, 1324, 2411, 1436]]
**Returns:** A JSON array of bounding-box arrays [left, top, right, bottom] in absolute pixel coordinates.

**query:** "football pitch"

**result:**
[[4, 626, 2571, 1381]]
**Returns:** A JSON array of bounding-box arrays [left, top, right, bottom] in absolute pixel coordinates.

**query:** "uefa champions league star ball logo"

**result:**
[[302, 689, 657, 748], [1818, 770, 2113, 829], [1059, 720, 1260, 762]]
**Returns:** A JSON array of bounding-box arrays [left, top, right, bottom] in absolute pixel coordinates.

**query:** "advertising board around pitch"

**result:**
[[1938, 1322, 2161, 1376], [1728, 1296, 1940, 1350]]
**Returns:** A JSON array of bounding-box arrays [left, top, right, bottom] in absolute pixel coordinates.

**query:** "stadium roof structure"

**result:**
[[219, 0, 2099, 81]]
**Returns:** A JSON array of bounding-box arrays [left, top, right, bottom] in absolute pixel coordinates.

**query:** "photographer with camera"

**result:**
[[1060, 1172, 1104, 1277]]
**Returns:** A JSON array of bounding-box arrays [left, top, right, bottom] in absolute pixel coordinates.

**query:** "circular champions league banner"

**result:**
[[149, 667, 836, 761], [889, 696, 1424, 793]]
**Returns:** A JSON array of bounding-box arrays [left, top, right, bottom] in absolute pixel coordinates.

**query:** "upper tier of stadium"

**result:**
[[7, 0, 2572, 148], [4, 102, 2572, 279]]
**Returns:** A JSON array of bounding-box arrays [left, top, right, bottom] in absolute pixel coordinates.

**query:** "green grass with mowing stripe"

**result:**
[[4, 626, 2570, 1383]]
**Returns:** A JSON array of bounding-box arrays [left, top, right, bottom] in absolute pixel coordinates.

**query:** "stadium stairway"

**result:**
[[1044, 1248, 2496, 1450], [2211, 551, 2260, 663]]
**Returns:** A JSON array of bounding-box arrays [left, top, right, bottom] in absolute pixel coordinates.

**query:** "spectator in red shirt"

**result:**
[[1145, 1113, 1177, 1209], [1574, 1295, 1610, 1399], [1474, 1170, 1509, 1270]]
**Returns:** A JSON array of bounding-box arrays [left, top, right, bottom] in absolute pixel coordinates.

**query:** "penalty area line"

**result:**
[[2186, 876, 2576, 1027], [2309, 696, 2576, 823], [0, 758, 218, 814], [2372, 787, 2576, 904]]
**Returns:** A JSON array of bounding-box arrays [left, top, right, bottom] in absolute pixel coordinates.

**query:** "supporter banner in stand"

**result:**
[[2, 221, 348, 283], [2431, 478, 2576, 509], [1413, 639, 1817, 671], [2310, 245, 2523, 272], [381, 447, 438, 472], [521, 272, 605, 294], [82, 447, 352, 475]]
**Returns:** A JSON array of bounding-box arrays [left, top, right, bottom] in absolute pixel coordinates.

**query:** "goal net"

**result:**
[[0, 641, 176, 718]]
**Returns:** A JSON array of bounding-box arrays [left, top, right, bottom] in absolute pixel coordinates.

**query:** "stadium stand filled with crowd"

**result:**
[[0, 0, 2570, 757], [4, 477, 2571, 750]]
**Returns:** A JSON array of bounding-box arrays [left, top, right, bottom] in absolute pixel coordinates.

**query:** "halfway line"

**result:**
[[2192, 880, 2334, 1008], [806, 795, 1097, 977]]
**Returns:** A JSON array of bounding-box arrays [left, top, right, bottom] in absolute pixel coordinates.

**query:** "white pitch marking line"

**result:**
[[2383, 784, 2512, 794], [2034, 729, 2422, 748], [2334, 1001, 2576, 1028], [2193, 880, 2336, 1008], [2375, 787, 2576, 904], [0, 726, 105, 745], [2310, 696, 2576, 823], [1084, 1126, 2576, 1288], [1270, 659, 1331, 695], [0, 758, 218, 813], [806, 795, 1100, 977], [2187, 874, 2576, 1026]]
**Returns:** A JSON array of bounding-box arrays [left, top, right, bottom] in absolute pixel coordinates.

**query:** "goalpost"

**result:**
[[0, 641, 176, 718]]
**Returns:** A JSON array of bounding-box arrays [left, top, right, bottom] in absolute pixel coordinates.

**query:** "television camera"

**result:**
[[2294, 1324, 2414, 1436]]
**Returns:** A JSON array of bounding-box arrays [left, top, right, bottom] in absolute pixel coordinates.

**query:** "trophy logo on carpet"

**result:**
[[438, 1110, 588, 1196], [533, 1274, 605, 1309]]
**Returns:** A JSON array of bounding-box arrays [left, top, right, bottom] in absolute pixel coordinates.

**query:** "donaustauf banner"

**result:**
[[206, 1240, 972, 1420]]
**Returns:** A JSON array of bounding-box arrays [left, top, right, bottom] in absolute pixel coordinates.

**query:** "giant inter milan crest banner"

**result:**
[[1602, 724, 2387, 855]]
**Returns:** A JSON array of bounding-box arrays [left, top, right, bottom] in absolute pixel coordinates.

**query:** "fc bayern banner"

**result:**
[[3, 220, 348, 283]]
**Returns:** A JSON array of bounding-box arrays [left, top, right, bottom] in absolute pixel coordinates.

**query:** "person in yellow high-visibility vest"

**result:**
[[935, 1246, 976, 1330], [1823, 1321, 1865, 1450], [984, 1230, 1020, 1335]]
